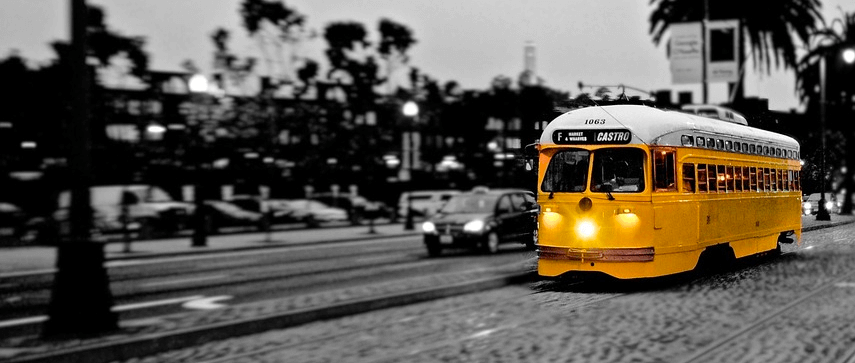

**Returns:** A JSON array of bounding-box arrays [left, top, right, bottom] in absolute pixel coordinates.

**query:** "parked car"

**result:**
[[280, 199, 348, 226], [203, 200, 268, 232], [54, 185, 194, 239], [311, 193, 393, 224], [229, 195, 299, 224], [803, 192, 838, 215], [397, 189, 461, 220], [421, 188, 537, 256], [0, 202, 29, 244]]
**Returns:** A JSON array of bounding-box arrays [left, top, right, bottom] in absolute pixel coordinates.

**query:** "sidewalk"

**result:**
[[0, 223, 421, 275]]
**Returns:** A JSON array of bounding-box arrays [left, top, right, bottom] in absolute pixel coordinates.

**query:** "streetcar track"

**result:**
[[190, 281, 625, 363], [193, 286, 544, 363], [678, 265, 855, 363]]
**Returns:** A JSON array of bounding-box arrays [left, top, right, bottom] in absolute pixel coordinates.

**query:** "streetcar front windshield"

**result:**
[[541, 149, 590, 192], [541, 148, 645, 193], [591, 148, 645, 192]]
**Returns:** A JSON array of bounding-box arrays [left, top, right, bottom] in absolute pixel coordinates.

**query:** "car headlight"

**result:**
[[825, 201, 834, 210], [422, 221, 436, 233], [463, 220, 484, 232], [803, 202, 812, 210]]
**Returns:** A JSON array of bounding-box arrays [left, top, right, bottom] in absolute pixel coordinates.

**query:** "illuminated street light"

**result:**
[[403, 100, 419, 117], [844, 48, 855, 65], [402, 101, 419, 231], [188, 74, 209, 93]]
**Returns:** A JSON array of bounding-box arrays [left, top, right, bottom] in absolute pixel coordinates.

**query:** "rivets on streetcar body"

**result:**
[[579, 197, 593, 212]]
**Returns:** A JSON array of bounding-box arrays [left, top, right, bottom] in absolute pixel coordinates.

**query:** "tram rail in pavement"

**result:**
[[0, 215, 853, 363]]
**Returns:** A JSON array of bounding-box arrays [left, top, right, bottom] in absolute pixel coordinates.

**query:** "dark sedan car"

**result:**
[[421, 188, 537, 256]]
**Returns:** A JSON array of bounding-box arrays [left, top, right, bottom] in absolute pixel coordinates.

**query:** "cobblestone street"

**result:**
[[122, 222, 855, 363]]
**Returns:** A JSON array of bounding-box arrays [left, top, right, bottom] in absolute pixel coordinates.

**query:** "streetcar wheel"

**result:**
[[483, 232, 500, 254]]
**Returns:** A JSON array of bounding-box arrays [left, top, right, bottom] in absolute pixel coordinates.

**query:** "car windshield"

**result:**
[[541, 149, 590, 192], [439, 194, 499, 214], [590, 148, 646, 192]]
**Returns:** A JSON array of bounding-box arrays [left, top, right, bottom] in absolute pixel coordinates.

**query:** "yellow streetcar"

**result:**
[[535, 104, 802, 279]]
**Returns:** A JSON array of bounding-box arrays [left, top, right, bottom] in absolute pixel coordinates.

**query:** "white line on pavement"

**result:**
[[140, 275, 227, 288], [0, 295, 207, 328]]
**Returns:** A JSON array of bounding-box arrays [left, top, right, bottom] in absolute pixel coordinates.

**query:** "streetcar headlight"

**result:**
[[576, 221, 596, 238], [422, 221, 436, 233], [463, 220, 485, 232]]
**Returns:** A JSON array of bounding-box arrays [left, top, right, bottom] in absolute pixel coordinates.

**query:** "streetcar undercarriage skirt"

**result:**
[[537, 246, 655, 262]]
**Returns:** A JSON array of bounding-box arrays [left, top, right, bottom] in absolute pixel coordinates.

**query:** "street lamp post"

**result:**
[[44, 0, 118, 336], [188, 74, 211, 246], [402, 101, 419, 231], [817, 48, 855, 221]]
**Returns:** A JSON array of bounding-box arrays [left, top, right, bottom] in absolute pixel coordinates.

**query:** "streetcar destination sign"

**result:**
[[552, 129, 632, 144]]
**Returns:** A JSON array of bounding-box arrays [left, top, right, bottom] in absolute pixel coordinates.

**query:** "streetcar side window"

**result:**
[[750, 144, 756, 154], [764, 146, 770, 156], [707, 138, 715, 148], [742, 166, 750, 191], [783, 170, 790, 191], [777, 169, 784, 191], [742, 143, 749, 153], [795, 171, 801, 190], [541, 149, 590, 193], [749, 167, 757, 191], [735, 142, 741, 152], [708, 164, 718, 192], [697, 138, 706, 147], [757, 168, 765, 191], [716, 139, 724, 149], [763, 168, 771, 191], [653, 150, 677, 191], [771, 169, 778, 191], [697, 164, 708, 193], [717, 165, 727, 191], [788, 170, 794, 191], [726, 166, 735, 191], [682, 164, 696, 193], [734, 166, 743, 192]]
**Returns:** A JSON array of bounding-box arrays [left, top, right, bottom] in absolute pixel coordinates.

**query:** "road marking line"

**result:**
[[0, 269, 56, 279], [111, 295, 207, 312], [140, 275, 227, 288], [0, 316, 46, 328], [182, 295, 232, 310], [0, 295, 208, 328]]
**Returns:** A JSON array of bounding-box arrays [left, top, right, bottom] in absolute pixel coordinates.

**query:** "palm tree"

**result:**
[[649, 0, 823, 98], [795, 11, 855, 214]]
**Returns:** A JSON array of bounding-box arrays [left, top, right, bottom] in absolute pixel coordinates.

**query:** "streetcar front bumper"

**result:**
[[537, 245, 654, 262]]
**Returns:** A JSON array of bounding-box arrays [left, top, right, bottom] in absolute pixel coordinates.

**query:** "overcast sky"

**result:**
[[1, 0, 852, 111]]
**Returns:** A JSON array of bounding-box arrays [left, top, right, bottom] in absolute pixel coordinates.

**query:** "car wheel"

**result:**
[[483, 232, 500, 254], [135, 218, 156, 240], [426, 242, 442, 257]]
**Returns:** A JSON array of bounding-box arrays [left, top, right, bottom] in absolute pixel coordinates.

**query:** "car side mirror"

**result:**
[[525, 160, 533, 171]]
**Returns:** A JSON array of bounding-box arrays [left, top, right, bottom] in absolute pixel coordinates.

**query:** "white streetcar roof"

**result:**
[[540, 105, 799, 150]]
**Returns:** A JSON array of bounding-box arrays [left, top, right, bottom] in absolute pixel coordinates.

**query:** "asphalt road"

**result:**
[[0, 234, 534, 336], [123, 222, 855, 363]]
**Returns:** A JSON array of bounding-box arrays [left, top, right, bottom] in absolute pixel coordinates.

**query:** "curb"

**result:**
[[106, 231, 421, 262], [802, 219, 855, 232], [7, 271, 535, 363]]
